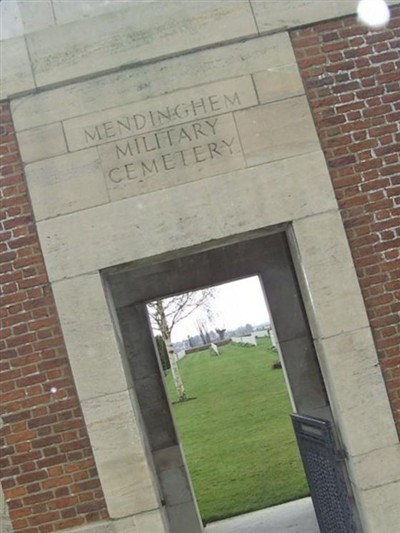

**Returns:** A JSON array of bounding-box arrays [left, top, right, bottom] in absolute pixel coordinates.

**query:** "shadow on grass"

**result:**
[[171, 397, 197, 405]]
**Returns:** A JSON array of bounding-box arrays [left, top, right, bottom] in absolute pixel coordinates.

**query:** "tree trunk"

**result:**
[[156, 301, 187, 402], [164, 332, 187, 402]]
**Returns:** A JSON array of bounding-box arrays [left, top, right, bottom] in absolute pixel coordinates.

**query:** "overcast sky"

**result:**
[[171, 275, 270, 342]]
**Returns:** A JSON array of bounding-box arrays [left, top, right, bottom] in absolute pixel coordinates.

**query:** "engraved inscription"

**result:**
[[98, 113, 245, 201], [63, 76, 257, 152], [84, 93, 241, 146]]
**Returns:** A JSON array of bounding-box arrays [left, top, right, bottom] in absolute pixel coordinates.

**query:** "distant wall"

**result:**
[[231, 335, 257, 346], [185, 339, 232, 355], [254, 329, 270, 338]]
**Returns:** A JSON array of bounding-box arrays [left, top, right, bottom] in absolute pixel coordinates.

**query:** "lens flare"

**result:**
[[357, 0, 390, 28]]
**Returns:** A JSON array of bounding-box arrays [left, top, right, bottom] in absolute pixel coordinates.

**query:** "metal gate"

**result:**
[[291, 414, 359, 533]]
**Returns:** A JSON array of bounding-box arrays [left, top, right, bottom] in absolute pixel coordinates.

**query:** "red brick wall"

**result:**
[[0, 102, 108, 532], [291, 8, 400, 435]]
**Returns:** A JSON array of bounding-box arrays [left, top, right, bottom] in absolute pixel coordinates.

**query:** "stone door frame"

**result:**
[[104, 229, 336, 532]]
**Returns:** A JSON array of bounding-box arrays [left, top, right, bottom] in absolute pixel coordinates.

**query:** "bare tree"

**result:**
[[215, 328, 226, 340], [148, 289, 214, 402], [187, 335, 194, 348], [196, 318, 211, 345], [206, 304, 227, 342]]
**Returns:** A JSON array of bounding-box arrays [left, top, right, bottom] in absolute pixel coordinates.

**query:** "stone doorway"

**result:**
[[103, 230, 338, 532]]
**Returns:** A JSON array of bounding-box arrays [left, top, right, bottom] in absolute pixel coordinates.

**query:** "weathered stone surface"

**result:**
[[18, 0, 55, 34], [0, 0, 24, 40], [36, 150, 335, 281], [290, 211, 370, 339], [26, 1, 257, 88], [234, 96, 320, 167], [133, 510, 167, 533], [0, 484, 12, 533], [356, 481, 400, 533], [315, 328, 398, 457], [11, 33, 293, 131], [17, 122, 67, 163], [52, 273, 131, 401], [25, 148, 108, 220], [1, 37, 34, 97], [52, 0, 129, 25], [253, 66, 304, 104], [81, 390, 159, 518], [348, 445, 400, 491]]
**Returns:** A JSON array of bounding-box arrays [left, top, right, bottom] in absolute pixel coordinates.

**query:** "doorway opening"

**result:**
[[103, 230, 350, 532], [146, 275, 314, 527]]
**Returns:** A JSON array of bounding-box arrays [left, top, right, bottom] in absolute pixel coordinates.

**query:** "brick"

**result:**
[[52, 516, 85, 530], [29, 512, 60, 526], [37, 454, 68, 469], [10, 507, 31, 518], [4, 486, 27, 499], [17, 471, 48, 485], [42, 476, 73, 490], [294, 34, 321, 47], [370, 51, 399, 63], [61, 507, 77, 519], [54, 487, 70, 498], [76, 501, 104, 514]]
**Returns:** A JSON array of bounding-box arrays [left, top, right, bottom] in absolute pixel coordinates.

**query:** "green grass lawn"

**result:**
[[164, 338, 310, 524]]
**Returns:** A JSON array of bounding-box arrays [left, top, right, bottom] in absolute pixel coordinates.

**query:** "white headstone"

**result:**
[[210, 343, 219, 356]]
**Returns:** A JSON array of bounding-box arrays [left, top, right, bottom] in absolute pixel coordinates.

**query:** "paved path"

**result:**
[[206, 497, 319, 533]]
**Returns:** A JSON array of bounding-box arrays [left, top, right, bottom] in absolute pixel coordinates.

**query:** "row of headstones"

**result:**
[[176, 329, 276, 359]]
